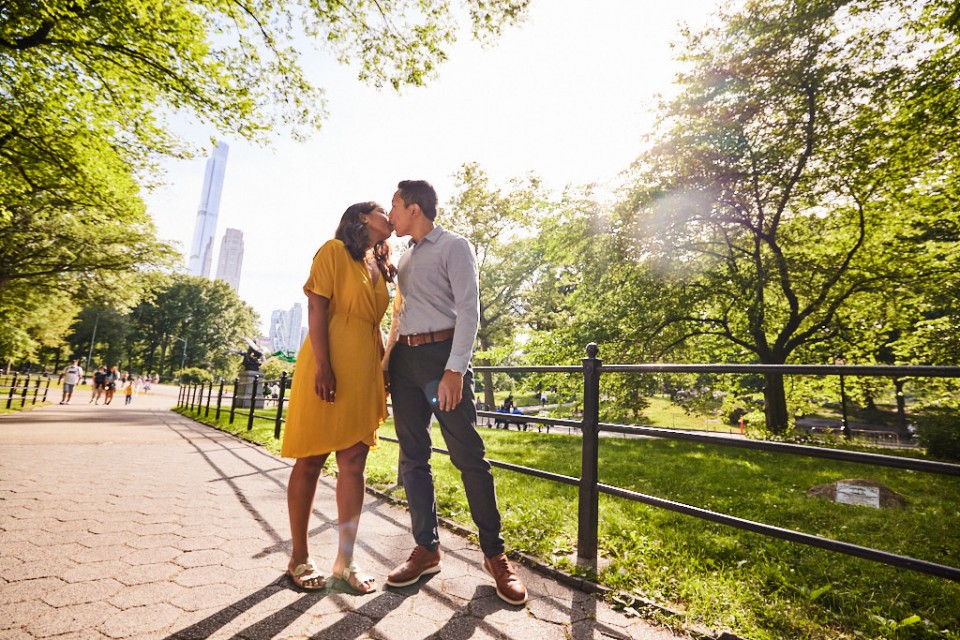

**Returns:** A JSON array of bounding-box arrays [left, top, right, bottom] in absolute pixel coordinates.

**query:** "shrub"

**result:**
[[915, 407, 960, 461], [178, 367, 214, 384]]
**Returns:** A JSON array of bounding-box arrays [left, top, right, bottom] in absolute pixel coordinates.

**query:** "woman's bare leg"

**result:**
[[331, 441, 372, 588], [287, 454, 329, 571]]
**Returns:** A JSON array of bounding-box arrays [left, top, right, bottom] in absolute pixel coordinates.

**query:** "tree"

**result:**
[[522, 188, 664, 421], [444, 162, 547, 409], [1, 1, 530, 365], [619, 0, 960, 433]]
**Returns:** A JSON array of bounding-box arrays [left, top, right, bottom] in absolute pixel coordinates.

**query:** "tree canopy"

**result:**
[[609, 0, 960, 431], [0, 0, 530, 366]]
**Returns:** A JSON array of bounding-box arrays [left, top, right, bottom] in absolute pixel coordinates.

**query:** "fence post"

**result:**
[[230, 377, 238, 424], [247, 375, 260, 431], [205, 380, 213, 417], [32, 377, 41, 404], [20, 373, 30, 407], [7, 372, 18, 409], [196, 382, 205, 415], [178, 383, 185, 406], [41, 378, 50, 404], [192, 382, 200, 411], [274, 371, 288, 439], [216, 379, 225, 419], [577, 342, 601, 568]]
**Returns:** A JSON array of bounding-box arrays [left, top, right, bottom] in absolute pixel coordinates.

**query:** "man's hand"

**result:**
[[437, 370, 463, 412]]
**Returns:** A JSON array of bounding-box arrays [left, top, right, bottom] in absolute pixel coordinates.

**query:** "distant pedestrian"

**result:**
[[540, 390, 547, 406], [104, 366, 119, 405], [89, 366, 107, 404], [143, 376, 152, 394], [59, 360, 83, 405], [124, 380, 135, 405]]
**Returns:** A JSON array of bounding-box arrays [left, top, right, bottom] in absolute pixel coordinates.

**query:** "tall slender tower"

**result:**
[[187, 142, 229, 277], [215, 228, 244, 292]]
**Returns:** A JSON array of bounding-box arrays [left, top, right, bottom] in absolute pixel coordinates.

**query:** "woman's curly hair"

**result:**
[[335, 201, 397, 283]]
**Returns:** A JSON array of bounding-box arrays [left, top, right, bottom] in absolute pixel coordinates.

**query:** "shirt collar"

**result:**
[[411, 225, 444, 248]]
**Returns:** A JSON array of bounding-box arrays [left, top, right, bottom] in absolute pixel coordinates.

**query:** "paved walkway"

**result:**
[[0, 385, 689, 640]]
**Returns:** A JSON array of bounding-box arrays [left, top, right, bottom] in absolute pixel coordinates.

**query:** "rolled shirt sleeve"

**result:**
[[444, 236, 480, 374]]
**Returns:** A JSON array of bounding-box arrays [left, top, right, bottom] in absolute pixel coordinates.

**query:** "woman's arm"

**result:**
[[306, 290, 335, 402]]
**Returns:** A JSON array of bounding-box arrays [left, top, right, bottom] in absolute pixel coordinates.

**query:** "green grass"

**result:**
[[173, 406, 960, 640]]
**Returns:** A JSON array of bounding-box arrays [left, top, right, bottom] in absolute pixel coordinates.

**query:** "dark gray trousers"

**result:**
[[388, 341, 504, 558]]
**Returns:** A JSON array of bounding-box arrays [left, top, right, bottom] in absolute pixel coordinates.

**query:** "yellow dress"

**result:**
[[281, 239, 389, 458]]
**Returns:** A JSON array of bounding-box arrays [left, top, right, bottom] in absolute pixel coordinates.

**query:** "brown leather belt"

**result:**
[[398, 328, 455, 347]]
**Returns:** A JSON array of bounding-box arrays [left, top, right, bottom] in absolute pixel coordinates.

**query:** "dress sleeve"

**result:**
[[304, 240, 339, 299]]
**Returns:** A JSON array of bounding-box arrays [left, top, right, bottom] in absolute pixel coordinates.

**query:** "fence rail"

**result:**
[[1, 373, 52, 409], [177, 346, 960, 584]]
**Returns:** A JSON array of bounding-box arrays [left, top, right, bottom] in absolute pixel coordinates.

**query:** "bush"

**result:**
[[178, 367, 214, 384], [915, 407, 960, 461]]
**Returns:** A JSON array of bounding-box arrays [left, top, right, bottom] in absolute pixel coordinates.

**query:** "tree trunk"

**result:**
[[482, 368, 495, 412], [158, 339, 167, 379], [762, 373, 790, 435], [895, 378, 907, 429]]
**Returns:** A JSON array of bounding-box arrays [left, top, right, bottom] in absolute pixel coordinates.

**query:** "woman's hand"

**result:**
[[383, 370, 391, 396], [314, 364, 336, 403]]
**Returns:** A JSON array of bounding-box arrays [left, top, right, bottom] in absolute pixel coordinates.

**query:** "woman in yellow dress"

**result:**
[[282, 201, 395, 593]]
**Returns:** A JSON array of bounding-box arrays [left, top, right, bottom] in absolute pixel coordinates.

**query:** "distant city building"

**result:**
[[286, 303, 303, 354], [269, 311, 288, 354], [187, 142, 229, 277], [215, 228, 244, 292], [269, 303, 307, 356]]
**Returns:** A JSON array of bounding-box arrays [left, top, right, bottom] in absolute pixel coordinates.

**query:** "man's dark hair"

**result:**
[[397, 180, 438, 221]]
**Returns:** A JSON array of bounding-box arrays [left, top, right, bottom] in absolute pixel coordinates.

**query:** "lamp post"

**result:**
[[834, 355, 850, 439], [170, 335, 187, 382], [84, 311, 100, 373]]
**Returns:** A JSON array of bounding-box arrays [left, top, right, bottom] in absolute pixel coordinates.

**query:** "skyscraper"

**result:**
[[187, 142, 229, 277], [215, 228, 244, 292], [268, 303, 306, 355], [286, 303, 303, 354]]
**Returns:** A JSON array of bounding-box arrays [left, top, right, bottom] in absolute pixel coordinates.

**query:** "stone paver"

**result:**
[[0, 384, 693, 639]]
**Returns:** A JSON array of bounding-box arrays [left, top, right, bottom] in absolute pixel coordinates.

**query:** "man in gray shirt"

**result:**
[[385, 180, 527, 605]]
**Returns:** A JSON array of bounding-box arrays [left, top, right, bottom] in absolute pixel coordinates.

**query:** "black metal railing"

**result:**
[[1, 373, 52, 408], [173, 347, 960, 583], [177, 371, 290, 439], [379, 344, 960, 583]]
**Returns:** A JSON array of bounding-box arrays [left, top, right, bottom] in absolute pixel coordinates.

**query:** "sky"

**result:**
[[143, 1, 722, 335]]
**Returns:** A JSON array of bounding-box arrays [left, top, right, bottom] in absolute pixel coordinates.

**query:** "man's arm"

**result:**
[[437, 236, 479, 411]]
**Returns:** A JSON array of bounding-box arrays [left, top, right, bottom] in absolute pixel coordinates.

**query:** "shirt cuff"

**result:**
[[444, 356, 470, 375]]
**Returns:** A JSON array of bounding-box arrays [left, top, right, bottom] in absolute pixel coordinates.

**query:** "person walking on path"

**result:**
[[104, 366, 119, 405], [123, 378, 135, 405], [59, 360, 83, 404], [281, 201, 395, 594], [385, 179, 528, 605], [89, 366, 107, 404]]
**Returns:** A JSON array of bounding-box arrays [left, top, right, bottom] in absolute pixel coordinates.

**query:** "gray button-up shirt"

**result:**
[[396, 226, 479, 374]]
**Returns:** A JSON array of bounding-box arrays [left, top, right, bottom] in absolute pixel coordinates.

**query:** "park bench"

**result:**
[[494, 413, 530, 430]]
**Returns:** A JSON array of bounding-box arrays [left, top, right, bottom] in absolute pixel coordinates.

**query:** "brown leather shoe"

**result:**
[[386, 545, 442, 587], [482, 553, 527, 605]]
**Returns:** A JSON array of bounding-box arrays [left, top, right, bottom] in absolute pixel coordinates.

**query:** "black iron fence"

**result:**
[[177, 372, 290, 439], [175, 346, 960, 583], [1, 373, 52, 409]]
